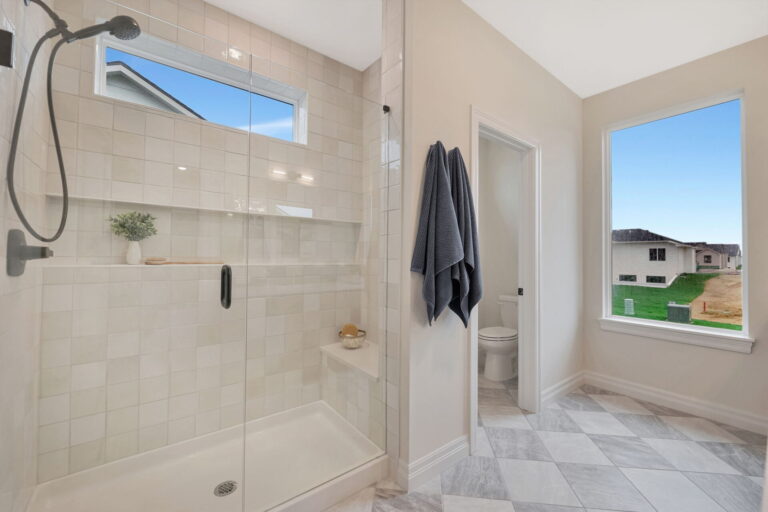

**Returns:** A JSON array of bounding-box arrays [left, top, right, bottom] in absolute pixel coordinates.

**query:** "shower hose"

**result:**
[[6, 28, 69, 243]]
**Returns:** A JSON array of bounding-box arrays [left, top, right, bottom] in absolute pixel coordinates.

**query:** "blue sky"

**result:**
[[106, 48, 294, 141], [611, 99, 742, 245]]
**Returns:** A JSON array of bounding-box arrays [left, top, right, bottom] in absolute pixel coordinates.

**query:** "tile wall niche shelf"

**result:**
[[40, 262, 362, 268], [46, 193, 363, 225], [320, 341, 379, 380]]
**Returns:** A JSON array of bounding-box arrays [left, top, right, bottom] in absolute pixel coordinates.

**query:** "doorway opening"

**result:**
[[469, 108, 541, 454]]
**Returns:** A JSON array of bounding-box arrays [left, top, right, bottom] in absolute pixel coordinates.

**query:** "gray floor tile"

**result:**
[[614, 413, 689, 440], [589, 395, 653, 415], [660, 417, 746, 443], [565, 411, 635, 436], [558, 463, 654, 512], [373, 492, 441, 512], [479, 388, 518, 407], [497, 459, 581, 507], [524, 409, 582, 433], [480, 405, 532, 430], [556, 394, 605, 412], [475, 427, 496, 457], [512, 503, 585, 511], [442, 495, 515, 511], [634, 400, 693, 417], [579, 384, 617, 395], [589, 435, 674, 469], [714, 423, 768, 446], [537, 431, 612, 465], [621, 468, 725, 512], [685, 472, 763, 512], [486, 427, 552, 461], [643, 438, 740, 474], [700, 442, 766, 476], [441, 456, 508, 500]]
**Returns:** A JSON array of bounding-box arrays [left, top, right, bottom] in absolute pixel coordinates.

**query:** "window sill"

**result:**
[[599, 317, 755, 354]]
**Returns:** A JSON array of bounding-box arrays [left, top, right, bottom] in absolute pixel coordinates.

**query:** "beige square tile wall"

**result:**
[[31, 0, 395, 484], [0, 0, 53, 509]]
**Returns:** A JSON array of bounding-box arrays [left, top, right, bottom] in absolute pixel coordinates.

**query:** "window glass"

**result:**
[[103, 47, 295, 141], [611, 99, 743, 331]]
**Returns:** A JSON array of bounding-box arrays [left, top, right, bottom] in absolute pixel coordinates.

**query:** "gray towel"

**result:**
[[447, 147, 482, 326], [410, 141, 464, 324]]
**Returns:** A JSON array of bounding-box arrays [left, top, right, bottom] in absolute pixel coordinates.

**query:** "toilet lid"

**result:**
[[479, 326, 517, 340]]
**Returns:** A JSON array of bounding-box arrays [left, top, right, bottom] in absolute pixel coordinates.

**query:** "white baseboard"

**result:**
[[541, 371, 586, 406], [584, 371, 768, 435], [396, 436, 468, 491]]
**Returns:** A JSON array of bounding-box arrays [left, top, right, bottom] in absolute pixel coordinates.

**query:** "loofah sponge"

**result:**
[[340, 323, 358, 336]]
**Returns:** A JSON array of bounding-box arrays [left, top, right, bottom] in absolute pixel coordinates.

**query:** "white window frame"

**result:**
[[600, 91, 754, 354], [94, 33, 308, 144]]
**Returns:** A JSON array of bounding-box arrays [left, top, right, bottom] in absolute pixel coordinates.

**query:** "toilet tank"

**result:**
[[498, 294, 518, 328]]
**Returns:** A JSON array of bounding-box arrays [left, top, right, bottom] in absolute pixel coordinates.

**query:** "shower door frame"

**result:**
[[468, 106, 542, 455]]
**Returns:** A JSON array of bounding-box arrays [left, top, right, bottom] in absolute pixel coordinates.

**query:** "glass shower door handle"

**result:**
[[220, 264, 232, 309]]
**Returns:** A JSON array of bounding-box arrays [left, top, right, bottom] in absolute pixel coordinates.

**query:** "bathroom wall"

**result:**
[[32, 0, 389, 482], [0, 0, 53, 510], [582, 36, 768, 423], [400, 0, 582, 478], [478, 135, 521, 329]]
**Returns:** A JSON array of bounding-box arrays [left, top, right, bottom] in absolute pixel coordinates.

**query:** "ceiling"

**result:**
[[462, 0, 768, 98], [206, 0, 382, 71]]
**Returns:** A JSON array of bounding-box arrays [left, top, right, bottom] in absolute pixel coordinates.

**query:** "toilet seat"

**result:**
[[479, 326, 517, 341]]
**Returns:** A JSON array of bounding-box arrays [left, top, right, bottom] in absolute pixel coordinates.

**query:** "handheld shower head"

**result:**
[[68, 15, 141, 42]]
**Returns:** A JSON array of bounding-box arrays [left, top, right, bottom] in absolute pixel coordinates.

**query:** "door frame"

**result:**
[[469, 107, 542, 453]]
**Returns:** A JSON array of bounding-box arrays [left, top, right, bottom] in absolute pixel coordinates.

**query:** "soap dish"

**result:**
[[338, 329, 366, 349]]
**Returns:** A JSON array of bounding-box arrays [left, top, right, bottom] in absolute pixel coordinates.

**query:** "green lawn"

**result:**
[[612, 273, 742, 331]]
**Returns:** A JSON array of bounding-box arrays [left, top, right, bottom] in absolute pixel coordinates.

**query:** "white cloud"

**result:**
[[238, 117, 293, 136]]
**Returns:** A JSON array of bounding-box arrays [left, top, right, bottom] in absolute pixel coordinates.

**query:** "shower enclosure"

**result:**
[[0, 0, 398, 510]]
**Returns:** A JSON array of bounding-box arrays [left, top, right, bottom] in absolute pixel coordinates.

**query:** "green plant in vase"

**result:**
[[109, 211, 157, 265]]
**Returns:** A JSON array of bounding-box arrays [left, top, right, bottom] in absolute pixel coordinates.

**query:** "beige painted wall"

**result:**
[[401, 0, 582, 464], [478, 136, 521, 329], [583, 37, 768, 419]]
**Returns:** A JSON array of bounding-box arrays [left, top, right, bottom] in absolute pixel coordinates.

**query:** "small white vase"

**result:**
[[126, 241, 142, 265]]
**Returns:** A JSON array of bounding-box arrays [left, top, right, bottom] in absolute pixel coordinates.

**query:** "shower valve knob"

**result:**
[[6, 229, 53, 277]]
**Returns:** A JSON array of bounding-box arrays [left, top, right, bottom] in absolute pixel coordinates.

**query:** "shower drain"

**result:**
[[214, 480, 238, 497]]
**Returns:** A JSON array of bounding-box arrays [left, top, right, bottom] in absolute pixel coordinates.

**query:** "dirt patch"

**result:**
[[690, 273, 742, 325]]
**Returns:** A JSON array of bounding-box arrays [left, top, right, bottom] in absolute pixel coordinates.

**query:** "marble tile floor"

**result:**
[[326, 383, 766, 512]]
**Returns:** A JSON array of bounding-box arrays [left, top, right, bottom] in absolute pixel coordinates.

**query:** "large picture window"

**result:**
[[608, 98, 745, 334]]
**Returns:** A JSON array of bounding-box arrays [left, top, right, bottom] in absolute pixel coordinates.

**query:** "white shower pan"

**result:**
[[28, 401, 384, 512]]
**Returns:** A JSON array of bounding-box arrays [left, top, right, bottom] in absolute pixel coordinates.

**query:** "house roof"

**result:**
[[612, 230, 741, 256], [693, 243, 741, 257], [612, 229, 688, 246], [106, 61, 204, 119]]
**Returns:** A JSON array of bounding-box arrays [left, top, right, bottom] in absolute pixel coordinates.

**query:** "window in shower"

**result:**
[[95, 37, 306, 143]]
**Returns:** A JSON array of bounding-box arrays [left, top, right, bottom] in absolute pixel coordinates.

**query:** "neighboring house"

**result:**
[[105, 61, 204, 119], [612, 229, 697, 288], [691, 243, 742, 270]]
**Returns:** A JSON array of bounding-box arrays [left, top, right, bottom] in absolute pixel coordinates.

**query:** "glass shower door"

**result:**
[[243, 56, 389, 508]]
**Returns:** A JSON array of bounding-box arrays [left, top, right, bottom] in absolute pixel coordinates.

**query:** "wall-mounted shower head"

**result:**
[[68, 15, 141, 42]]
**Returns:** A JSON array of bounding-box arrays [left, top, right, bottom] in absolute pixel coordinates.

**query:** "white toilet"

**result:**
[[479, 294, 518, 382]]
